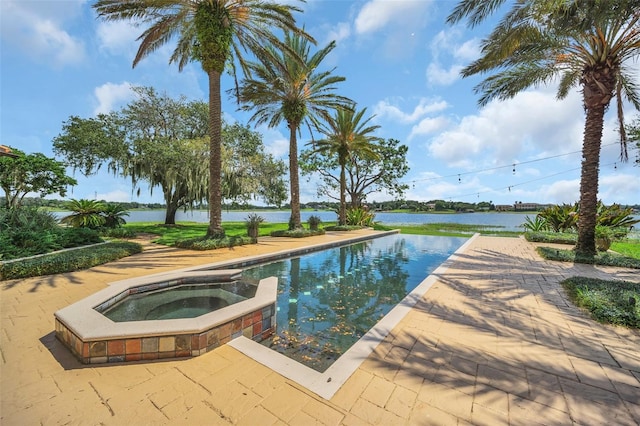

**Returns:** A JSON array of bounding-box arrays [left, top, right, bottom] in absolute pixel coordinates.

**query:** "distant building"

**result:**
[[495, 203, 550, 212]]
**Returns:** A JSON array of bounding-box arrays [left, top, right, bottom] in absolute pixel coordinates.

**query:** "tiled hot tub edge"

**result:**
[[55, 302, 276, 364], [54, 271, 277, 364]]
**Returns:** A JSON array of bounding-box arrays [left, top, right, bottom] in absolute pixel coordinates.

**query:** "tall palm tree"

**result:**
[[312, 107, 381, 225], [237, 31, 352, 229], [448, 0, 640, 256], [93, 0, 310, 238]]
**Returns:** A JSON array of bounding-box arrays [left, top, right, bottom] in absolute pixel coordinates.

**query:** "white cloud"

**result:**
[[373, 98, 449, 124], [324, 22, 351, 45], [93, 82, 134, 115], [453, 38, 481, 61], [598, 173, 640, 204], [426, 62, 464, 86], [409, 116, 451, 139], [426, 28, 480, 87], [97, 20, 141, 56], [355, 0, 431, 34], [0, 0, 86, 67], [427, 88, 584, 167], [96, 190, 132, 203]]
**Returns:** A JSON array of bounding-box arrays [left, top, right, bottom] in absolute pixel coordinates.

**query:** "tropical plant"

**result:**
[[60, 199, 107, 229], [595, 225, 614, 251], [522, 215, 549, 232], [311, 107, 381, 225], [102, 203, 129, 229], [596, 202, 640, 229], [93, 0, 310, 238], [237, 31, 351, 230], [448, 0, 640, 256], [307, 215, 322, 231], [346, 207, 376, 227], [245, 213, 265, 239], [537, 204, 578, 233]]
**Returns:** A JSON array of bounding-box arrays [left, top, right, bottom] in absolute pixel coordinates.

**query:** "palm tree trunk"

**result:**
[[207, 69, 225, 238], [575, 103, 606, 256], [288, 123, 302, 229], [339, 164, 347, 225]]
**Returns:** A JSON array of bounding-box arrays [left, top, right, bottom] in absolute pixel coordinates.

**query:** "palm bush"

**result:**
[[60, 199, 106, 229], [102, 203, 129, 228]]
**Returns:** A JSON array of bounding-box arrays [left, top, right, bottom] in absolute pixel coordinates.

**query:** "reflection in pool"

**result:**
[[242, 234, 467, 372]]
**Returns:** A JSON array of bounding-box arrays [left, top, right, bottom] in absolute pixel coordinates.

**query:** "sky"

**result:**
[[1, 0, 639, 207]]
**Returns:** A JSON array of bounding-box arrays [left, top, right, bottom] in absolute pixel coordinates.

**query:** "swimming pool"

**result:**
[[240, 233, 468, 372]]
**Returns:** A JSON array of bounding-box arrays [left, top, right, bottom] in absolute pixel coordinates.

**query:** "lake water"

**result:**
[[111, 209, 535, 231], [52, 209, 640, 234]]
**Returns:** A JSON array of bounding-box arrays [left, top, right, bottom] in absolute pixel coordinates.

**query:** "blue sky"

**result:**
[[1, 0, 638, 206]]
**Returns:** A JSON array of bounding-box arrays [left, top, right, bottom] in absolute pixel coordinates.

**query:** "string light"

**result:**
[[402, 141, 620, 186]]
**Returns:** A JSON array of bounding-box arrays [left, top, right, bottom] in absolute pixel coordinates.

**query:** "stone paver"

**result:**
[[2, 233, 639, 425]]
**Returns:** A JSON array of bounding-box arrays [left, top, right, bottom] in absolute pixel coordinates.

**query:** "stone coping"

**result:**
[[54, 270, 277, 341]]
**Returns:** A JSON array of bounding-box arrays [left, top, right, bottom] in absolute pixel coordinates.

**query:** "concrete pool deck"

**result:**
[[1, 230, 639, 425]]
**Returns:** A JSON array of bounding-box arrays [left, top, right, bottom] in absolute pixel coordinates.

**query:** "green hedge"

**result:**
[[524, 232, 577, 245], [270, 229, 326, 238], [1, 241, 142, 280], [174, 235, 254, 250], [537, 246, 640, 269]]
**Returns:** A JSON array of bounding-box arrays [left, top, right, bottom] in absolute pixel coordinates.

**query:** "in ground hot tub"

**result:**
[[54, 270, 277, 364]]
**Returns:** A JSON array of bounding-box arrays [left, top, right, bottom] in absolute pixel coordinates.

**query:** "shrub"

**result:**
[[536, 246, 640, 269], [174, 235, 254, 250], [524, 232, 577, 245], [270, 229, 326, 238], [0, 207, 103, 260], [308, 215, 322, 231], [0, 241, 142, 280], [101, 227, 137, 239], [561, 277, 639, 327], [324, 225, 363, 231]]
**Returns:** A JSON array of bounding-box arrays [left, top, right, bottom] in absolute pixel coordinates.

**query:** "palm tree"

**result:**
[[448, 0, 640, 256], [237, 31, 352, 229], [312, 107, 381, 225], [93, 0, 310, 238]]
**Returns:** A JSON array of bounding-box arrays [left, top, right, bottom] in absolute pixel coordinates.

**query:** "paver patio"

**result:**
[[1, 231, 638, 425]]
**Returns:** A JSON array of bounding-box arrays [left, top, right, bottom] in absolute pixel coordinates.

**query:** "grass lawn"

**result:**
[[611, 239, 640, 258], [125, 221, 521, 244], [375, 222, 521, 238]]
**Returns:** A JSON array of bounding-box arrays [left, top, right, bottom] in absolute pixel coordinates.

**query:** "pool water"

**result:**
[[101, 282, 257, 321], [242, 234, 467, 372]]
